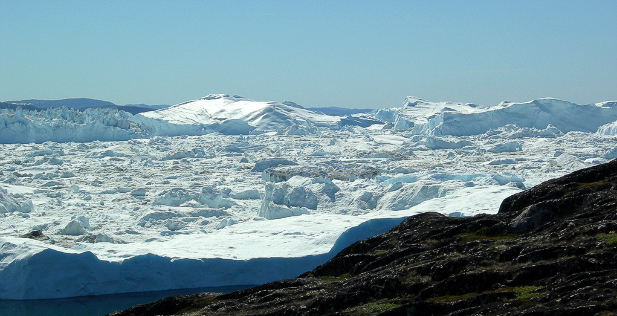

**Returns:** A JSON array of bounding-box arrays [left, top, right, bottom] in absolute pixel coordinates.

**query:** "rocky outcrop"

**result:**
[[107, 160, 617, 316]]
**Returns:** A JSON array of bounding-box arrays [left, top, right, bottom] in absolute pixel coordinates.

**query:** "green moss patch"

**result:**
[[455, 232, 514, 243], [372, 249, 390, 256], [319, 273, 349, 282], [512, 286, 544, 301], [343, 299, 400, 315], [576, 180, 611, 190], [425, 292, 479, 303], [598, 233, 617, 245]]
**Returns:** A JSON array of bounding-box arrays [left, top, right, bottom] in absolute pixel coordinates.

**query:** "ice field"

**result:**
[[1, 94, 617, 299]]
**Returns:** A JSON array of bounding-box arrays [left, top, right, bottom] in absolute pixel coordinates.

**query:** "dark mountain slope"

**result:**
[[5, 98, 116, 109], [0, 102, 39, 111], [307, 107, 373, 116], [107, 160, 617, 316], [3, 98, 160, 114]]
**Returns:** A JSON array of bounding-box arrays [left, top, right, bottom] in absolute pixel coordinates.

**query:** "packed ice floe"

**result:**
[[1, 95, 617, 299]]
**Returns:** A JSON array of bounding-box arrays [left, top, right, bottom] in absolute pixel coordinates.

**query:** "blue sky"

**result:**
[[1, 0, 616, 108]]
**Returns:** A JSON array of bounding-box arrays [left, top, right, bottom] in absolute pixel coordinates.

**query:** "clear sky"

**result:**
[[1, 0, 616, 108]]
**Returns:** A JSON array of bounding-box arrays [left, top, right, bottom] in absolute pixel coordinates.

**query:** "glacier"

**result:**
[[1, 95, 617, 300]]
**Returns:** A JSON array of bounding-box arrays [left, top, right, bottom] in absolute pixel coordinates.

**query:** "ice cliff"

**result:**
[[2, 95, 617, 144], [375, 97, 617, 136], [0, 95, 340, 144]]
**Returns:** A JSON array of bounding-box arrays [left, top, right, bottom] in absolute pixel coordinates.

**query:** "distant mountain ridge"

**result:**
[[306, 107, 373, 116], [6, 98, 116, 109], [0, 101, 40, 111], [3, 98, 168, 115]]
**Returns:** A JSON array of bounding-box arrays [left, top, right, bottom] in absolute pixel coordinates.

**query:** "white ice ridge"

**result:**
[[0, 186, 518, 300], [0, 95, 340, 144], [2, 95, 617, 300], [2, 95, 617, 144], [374, 97, 617, 135]]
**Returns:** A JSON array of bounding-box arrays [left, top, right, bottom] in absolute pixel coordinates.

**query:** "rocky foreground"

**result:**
[[107, 160, 617, 316]]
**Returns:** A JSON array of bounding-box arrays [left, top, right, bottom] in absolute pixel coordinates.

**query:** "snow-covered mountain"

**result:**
[[138, 94, 340, 134], [1, 95, 617, 303]]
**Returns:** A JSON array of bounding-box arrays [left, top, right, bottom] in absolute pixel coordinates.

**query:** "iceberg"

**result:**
[[377, 97, 617, 136]]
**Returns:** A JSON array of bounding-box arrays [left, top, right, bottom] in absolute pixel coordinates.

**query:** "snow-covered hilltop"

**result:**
[[1, 95, 617, 300], [139, 94, 340, 135]]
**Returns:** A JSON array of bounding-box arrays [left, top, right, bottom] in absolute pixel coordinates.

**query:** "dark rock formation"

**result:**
[[107, 160, 617, 316], [19, 230, 50, 242]]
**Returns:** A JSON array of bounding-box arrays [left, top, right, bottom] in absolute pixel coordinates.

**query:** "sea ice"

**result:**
[[1, 95, 616, 299]]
